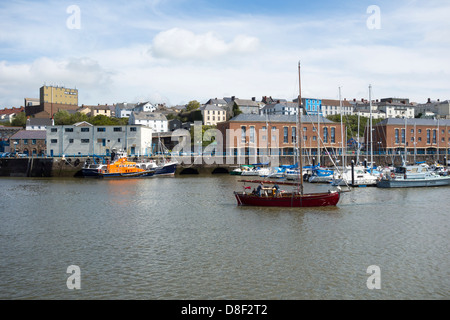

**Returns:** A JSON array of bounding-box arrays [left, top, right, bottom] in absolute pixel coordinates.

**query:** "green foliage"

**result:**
[[232, 103, 242, 116], [326, 114, 384, 138], [53, 110, 128, 126], [11, 112, 27, 127], [190, 125, 217, 147], [185, 100, 201, 112]]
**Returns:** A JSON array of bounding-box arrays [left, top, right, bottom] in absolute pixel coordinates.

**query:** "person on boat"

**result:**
[[272, 184, 280, 197], [256, 182, 264, 196]]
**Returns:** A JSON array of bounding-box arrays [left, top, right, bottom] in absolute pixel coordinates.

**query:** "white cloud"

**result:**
[[150, 28, 260, 60]]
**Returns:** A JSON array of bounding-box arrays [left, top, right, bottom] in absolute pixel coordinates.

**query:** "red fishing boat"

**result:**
[[234, 180, 340, 207], [233, 62, 344, 207]]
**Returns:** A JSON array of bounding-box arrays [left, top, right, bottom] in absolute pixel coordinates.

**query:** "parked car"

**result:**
[[0, 152, 11, 158]]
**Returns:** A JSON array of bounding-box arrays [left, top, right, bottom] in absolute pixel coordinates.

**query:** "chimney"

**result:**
[[252, 97, 256, 101], [428, 98, 431, 103], [231, 96, 235, 101]]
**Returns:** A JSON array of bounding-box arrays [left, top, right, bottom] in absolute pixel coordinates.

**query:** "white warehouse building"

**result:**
[[46, 122, 153, 157]]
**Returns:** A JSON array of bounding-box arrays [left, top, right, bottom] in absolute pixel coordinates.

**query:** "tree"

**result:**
[[11, 112, 27, 127], [326, 114, 383, 139], [185, 100, 201, 112], [53, 110, 72, 125], [232, 103, 242, 117]]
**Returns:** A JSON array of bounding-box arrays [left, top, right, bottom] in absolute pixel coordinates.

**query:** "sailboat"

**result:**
[[331, 85, 379, 187], [234, 62, 342, 207]]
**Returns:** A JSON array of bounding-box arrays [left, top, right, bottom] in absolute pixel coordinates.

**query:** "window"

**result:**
[[250, 126, 255, 143], [51, 139, 57, 143], [432, 130, 436, 144], [130, 127, 137, 132], [51, 128, 57, 132], [81, 128, 89, 132], [69, 139, 74, 143], [81, 139, 89, 143], [323, 127, 328, 143], [65, 128, 73, 132], [32, 139, 36, 145], [418, 129, 422, 134], [114, 127, 122, 132], [401, 128, 405, 144], [283, 127, 288, 143], [23, 139, 28, 144], [303, 127, 307, 132], [97, 128, 105, 132], [118, 138, 121, 142], [331, 127, 336, 143], [395, 129, 399, 144], [427, 130, 430, 144], [241, 126, 246, 143], [418, 137, 422, 142], [292, 127, 297, 144]]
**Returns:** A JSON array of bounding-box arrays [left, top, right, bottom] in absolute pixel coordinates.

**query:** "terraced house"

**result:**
[[10, 130, 46, 156]]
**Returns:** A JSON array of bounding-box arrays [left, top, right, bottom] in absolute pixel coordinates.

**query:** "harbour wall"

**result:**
[[0, 154, 446, 177]]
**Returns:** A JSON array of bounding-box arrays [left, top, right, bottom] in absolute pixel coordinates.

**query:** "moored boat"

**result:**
[[99, 156, 155, 179], [234, 180, 340, 207], [233, 62, 345, 208], [376, 163, 450, 188]]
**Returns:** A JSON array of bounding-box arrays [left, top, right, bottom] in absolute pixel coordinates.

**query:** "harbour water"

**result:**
[[0, 175, 448, 300]]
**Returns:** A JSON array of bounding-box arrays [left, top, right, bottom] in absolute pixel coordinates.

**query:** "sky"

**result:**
[[0, 0, 449, 108]]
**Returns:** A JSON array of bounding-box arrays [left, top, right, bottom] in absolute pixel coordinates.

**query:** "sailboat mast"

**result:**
[[298, 61, 304, 195], [339, 87, 344, 169], [369, 85, 374, 170]]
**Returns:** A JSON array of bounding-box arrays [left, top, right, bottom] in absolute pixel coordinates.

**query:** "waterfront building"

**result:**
[[199, 104, 227, 126], [129, 112, 168, 133], [10, 130, 46, 156], [0, 125, 21, 152], [415, 99, 450, 119], [114, 102, 137, 118], [217, 113, 346, 157], [205, 98, 228, 108], [78, 104, 113, 117], [302, 98, 322, 116], [46, 122, 153, 157], [260, 102, 299, 116], [321, 99, 353, 116], [24, 98, 40, 107], [25, 85, 79, 118], [224, 97, 262, 119], [369, 118, 450, 158], [134, 102, 157, 113], [26, 118, 54, 131]]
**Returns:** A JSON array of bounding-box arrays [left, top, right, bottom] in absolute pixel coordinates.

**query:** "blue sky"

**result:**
[[0, 0, 449, 107]]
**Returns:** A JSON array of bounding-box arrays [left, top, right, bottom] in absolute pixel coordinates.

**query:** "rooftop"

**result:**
[[10, 130, 46, 140], [229, 113, 336, 124]]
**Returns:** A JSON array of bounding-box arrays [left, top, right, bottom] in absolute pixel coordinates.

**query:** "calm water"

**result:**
[[0, 174, 448, 300]]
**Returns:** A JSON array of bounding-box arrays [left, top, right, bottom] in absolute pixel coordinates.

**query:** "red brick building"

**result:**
[[217, 114, 346, 157], [369, 118, 450, 156]]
